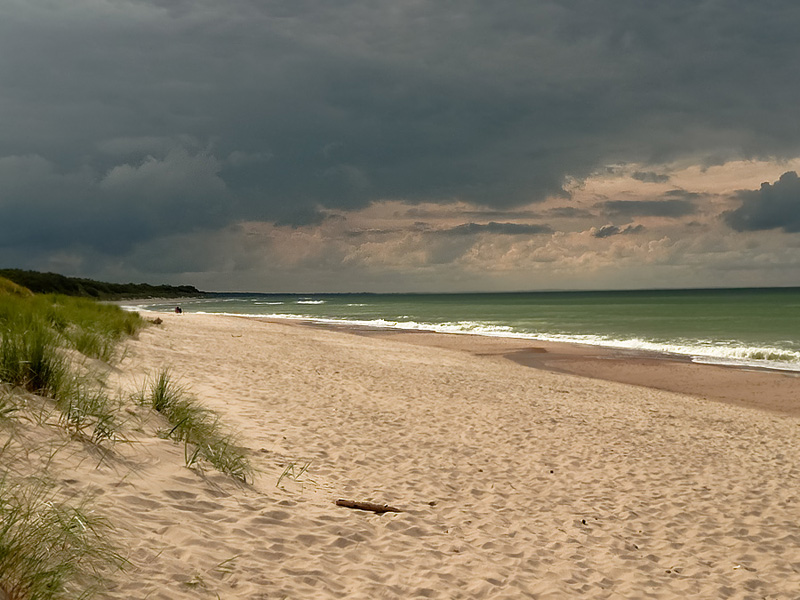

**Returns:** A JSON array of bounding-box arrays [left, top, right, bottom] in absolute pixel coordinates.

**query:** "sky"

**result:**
[[2, 0, 800, 292]]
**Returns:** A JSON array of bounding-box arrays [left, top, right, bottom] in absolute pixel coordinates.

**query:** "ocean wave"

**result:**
[[121, 305, 800, 372], [258, 314, 800, 371]]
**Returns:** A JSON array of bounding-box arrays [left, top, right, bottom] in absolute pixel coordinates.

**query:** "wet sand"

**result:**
[[273, 319, 800, 418]]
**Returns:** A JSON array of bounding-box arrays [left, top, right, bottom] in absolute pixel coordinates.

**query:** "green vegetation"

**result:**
[[0, 314, 67, 398], [0, 390, 18, 422], [0, 293, 143, 446], [54, 378, 122, 445], [0, 277, 33, 298], [0, 285, 252, 598], [0, 293, 144, 365], [0, 467, 124, 600], [0, 291, 139, 598], [138, 369, 253, 483], [0, 269, 203, 300], [45, 295, 143, 362]]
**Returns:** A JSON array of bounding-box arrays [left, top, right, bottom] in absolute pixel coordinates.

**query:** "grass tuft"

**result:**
[[0, 293, 144, 365], [191, 431, 252, 483], [138, 369, 253, 483], [0, 315, 67, 398], [0, 293, 142, 446], [55, 377, 122, 445], [0, 389, 19, 423], [0, 472, 124, 600], [46, 296, 144, 363]]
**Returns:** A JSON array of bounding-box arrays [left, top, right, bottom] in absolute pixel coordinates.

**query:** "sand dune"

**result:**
[[8, 312, 800, 598]]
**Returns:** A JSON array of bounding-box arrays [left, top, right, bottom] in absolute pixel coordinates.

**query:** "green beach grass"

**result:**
[[137, 369, 253, 483], [0, 286, 142, 446], [0, 466, 125, 600], [0, 278, 253, 597], [0, 279, 139, 598]]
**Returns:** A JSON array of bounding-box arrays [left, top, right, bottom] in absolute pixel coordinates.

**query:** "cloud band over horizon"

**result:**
[[1, 1, 799, 291]]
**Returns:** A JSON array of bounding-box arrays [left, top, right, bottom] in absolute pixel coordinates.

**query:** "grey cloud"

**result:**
[[401, 208, 542, 220], [632, 171, 670, 183], [0, 149, 231, 255], [592, 224, 645, 238], [345, 223, 431, 237], [725, 171, 800, 232], [662, 190, 702, 200], [600, 199, 697, 219], [3, 1, 800, 276], [545, 207, 595, 218], [462, 209, 544, 219], [443, 222, 553, 236]]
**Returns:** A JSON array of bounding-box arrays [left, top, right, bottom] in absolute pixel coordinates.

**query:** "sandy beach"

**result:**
[[8, 311, 800, 599], [329, 325, 800, 418]]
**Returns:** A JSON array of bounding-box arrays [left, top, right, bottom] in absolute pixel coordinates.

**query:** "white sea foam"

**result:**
[[255, 314, 800, 371], [120, 304, 146, 312], [125, 304, 800, 372]]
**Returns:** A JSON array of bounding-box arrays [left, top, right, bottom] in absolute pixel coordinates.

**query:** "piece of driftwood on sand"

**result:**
[[334, 499, 403, 514]]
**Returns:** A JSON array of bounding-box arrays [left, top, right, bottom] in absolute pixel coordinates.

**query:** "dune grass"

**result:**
[[0, 465, 124, 600], [0, 315, 121, 445], [0, 404, 124, 599], [0, 390, 18, 423], [0, 277, 33, 299], [0, 293, 143, 446], [0, 315, 67, 398], [0, 293, 144, 366], [0, 291, 134, 598], [138, 369, 253, 483], [54, 378, 122, 445], [41, 295, 143, 363]]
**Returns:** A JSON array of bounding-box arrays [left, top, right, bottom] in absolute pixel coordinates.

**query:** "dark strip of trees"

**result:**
[[0, 269, 204, 300]]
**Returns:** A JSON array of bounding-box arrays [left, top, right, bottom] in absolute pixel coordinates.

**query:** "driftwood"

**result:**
[[334, 499, 403, 514]]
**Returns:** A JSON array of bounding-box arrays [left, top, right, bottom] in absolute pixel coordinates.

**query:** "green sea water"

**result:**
[[126, 287, 800, 371]]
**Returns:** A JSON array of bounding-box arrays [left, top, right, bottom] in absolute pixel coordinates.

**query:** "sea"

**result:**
[[124, 288, 800, 372]]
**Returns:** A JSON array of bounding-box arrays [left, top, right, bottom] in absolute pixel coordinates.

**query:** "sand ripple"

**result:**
[[32, 312, 800, 598]]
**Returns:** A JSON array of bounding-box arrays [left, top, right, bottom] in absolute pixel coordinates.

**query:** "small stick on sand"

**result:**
[[335, 499, 403, 514]]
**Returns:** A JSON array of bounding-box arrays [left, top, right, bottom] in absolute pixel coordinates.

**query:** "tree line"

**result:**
[[0, 269, 204, 299]]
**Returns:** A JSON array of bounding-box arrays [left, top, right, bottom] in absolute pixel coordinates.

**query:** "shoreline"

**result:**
[[79, 311, 800, 597], [255, 317, 800, 418]]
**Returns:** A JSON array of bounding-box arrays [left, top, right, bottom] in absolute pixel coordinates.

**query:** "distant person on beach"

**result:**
[[175, 306, 182, 314]]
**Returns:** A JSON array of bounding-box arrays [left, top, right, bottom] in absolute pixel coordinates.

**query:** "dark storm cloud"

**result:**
[[443, 222, 553, 236], [600, 199, 697, 219], [0, 150, 229, 254], [2, 1, 800, 270], [725, 171, 800, 232], [592, 224, 645, 238]]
